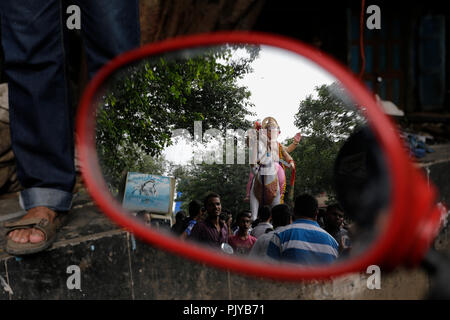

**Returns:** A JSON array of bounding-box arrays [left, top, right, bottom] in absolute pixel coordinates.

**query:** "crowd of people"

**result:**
[[171, 192, 352, 266]]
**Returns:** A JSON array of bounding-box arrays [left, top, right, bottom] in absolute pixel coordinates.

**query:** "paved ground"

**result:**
[[0, 190, 120, 257], [417, 144, 450, 166]]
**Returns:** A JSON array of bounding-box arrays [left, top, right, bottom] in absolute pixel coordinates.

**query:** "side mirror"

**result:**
[[76, 31, 445, 280]]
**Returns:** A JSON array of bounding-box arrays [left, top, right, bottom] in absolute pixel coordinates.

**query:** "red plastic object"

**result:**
[[76, 31, 442, 281]]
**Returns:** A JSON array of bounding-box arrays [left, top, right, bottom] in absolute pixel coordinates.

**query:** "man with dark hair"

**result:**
[[228, 211, 256, 255], [271, 204, 293, 230], [180, 200, 205, 240], [324, 204, 351, 255], [250, 205, 273, 238], [267, 194, 339, 265], [250, 204, 292, 258], [190, 193, 228, 248], [203, 192, 221, 209], [231, 210, 252, 235]]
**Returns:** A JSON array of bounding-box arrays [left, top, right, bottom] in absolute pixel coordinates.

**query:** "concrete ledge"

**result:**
[[0, 231, 431, 300]]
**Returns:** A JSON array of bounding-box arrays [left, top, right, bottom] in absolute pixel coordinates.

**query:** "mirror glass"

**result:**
[[91, 44, 391, 267]]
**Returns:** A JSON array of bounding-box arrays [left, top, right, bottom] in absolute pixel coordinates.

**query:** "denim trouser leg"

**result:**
[[77, 0, 141, 79], [0, 1, 140, 211], [0, 0, 74, 211]]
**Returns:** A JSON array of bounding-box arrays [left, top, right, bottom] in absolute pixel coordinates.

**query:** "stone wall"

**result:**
[[0, 227, 432, 300], [1, 189, 448, 300]]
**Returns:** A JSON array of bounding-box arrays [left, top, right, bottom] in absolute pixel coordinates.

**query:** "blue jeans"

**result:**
[[0, 0, 140, 211]]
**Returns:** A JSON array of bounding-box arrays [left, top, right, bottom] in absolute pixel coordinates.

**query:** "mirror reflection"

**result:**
[[93, 44, 390, 267]]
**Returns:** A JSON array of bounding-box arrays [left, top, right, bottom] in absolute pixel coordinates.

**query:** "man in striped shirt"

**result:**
[[267, 194, 339, 265]]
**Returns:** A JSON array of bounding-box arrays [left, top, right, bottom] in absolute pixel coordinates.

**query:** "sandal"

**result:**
[[3, 215, 64, 256]]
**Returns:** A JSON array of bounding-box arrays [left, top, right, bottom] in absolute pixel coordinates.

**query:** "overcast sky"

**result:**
[[238, 45, 335, 141]]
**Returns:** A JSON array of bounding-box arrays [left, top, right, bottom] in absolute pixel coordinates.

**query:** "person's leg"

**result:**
[[78, 0, 140, 79], [0, 1, 74, 246], [275, 162, 286, 202]]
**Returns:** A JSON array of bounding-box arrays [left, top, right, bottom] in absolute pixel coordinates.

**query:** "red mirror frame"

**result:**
[[76, 31, 443, 281]]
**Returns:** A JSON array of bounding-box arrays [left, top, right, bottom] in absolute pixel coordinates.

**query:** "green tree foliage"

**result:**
[[294, 83, 363, 140], [96, 45, 259, 188], [285, 135, 343, 197], [288, 83, 365, 198]]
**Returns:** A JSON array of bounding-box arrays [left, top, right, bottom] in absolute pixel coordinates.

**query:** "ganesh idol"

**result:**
[[246, 116, 301, 221]]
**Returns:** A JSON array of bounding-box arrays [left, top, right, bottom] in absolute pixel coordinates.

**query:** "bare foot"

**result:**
[[7, 207, 56, 244]]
